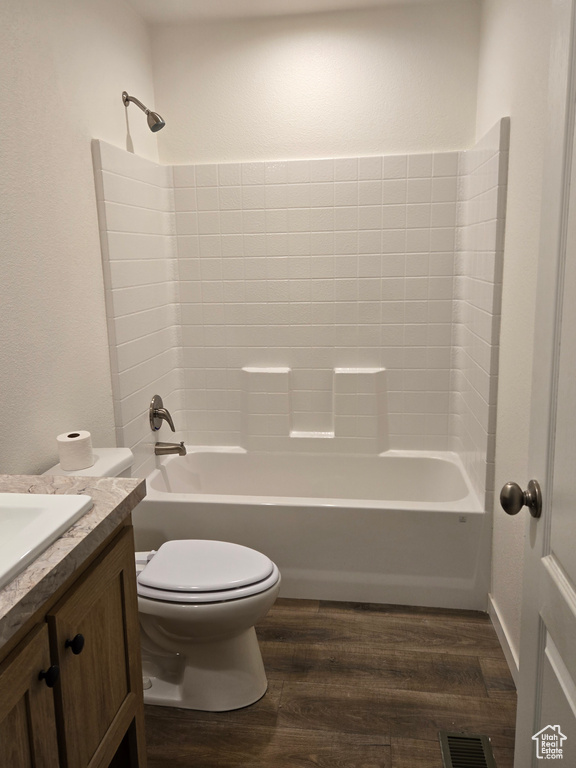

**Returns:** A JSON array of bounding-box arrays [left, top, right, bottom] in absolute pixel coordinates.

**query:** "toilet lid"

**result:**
[[137, 562, 280, 603], [137, 540, 275, 593]]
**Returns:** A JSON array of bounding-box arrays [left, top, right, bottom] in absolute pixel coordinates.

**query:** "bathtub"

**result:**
[[132, 448, 490, 610]]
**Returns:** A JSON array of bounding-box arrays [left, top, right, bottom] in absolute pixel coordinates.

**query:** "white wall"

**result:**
[[151, 1, 481, 165], [0, 0, 159, 474], [476, 0, 553, 667]]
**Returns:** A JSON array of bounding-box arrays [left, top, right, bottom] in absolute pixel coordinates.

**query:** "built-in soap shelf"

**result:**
[[289, 431, 335, 439], [241, 366, 388, 452]]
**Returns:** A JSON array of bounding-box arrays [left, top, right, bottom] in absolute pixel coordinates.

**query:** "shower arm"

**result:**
[[122, 91, 149, 115], [122, 90, 165, 132]]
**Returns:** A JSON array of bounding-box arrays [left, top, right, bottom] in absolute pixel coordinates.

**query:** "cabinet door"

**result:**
[[47, 527, 145, 768], [0, 623, 60, 768]]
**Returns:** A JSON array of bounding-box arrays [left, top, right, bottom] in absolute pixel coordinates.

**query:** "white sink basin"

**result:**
[[0, 493, 93, 590]]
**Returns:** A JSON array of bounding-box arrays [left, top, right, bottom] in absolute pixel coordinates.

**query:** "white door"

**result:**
[[513, 1, 576, 765]]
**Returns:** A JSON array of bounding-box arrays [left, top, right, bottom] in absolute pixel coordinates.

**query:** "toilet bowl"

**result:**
[[45, 447, 281, 712], [136, 539, 280, 711]]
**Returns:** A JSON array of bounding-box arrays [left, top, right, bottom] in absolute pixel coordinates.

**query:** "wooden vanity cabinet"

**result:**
[[0, 623, 60, 767], [0, 523, 147, 768], [48, 527, 146, 768]]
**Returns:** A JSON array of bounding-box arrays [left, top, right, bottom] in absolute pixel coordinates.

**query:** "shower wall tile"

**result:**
[[242, 367, 291, 450], [96, 141, 173, 188], [333, 368, 389, 452], [109, 281, 175, 319], [106, 232, 175, 262], [114, 304, 175, 346], [240, 366, 388, 453], [95, 135, 506, 498], [451, 119, 509, 509], [100, 171, 173, 211], [174, 150, 459, 451], [93, 140, 183, 478]]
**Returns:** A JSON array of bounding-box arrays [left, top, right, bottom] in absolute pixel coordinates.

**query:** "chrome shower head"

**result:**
[[122, 91, 165, 132], [147, 111, 165, 132]]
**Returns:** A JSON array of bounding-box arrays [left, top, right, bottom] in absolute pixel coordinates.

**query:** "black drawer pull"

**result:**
[[65, 633, 85, 655], [39, 665, 59, 688]]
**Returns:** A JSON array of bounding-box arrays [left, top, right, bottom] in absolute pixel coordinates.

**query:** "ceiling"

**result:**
[[126, 0, 452, 24]]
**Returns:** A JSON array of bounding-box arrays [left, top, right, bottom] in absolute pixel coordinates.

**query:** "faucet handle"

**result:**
[[155, 408, 175, 431], [149, 395, 176, 432]]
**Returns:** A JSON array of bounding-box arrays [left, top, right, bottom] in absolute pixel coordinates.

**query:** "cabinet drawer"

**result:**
[[47, 527, 142, 768], [0, 623, 60, 768]]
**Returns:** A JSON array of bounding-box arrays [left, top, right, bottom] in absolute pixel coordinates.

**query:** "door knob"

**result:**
[[65, 633, 85, 655], [38, 665, 60, 688], [500, 479, 542, 518]]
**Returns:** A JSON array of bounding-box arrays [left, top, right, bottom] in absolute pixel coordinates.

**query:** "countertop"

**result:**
[[0, 473, 146, 648]]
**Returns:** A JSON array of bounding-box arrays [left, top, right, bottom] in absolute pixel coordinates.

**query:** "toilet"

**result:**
[[45, 447, 281, 712], [137, 540, 280, 711]]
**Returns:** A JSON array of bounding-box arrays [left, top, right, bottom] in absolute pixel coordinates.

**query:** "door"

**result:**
[[513, 0, 576, 764], [47, 527, 145, 768], [0, 623, 60, 768]]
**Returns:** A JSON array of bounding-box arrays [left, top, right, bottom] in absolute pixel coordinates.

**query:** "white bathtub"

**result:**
[[133, 448, 490, 610]]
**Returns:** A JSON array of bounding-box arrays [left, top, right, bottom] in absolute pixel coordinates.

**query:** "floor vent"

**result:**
[[439, 731, 497, 768]]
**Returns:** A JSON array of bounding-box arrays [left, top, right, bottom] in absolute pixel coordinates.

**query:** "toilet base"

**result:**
[[141, 627, 269, 711]]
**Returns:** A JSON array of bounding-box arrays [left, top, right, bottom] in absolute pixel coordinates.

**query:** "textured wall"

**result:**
[[151, 1, 481, 164], [0, 0, 158, 474]]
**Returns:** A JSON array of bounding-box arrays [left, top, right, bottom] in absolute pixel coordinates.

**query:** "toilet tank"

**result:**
[[44, 448, 134, 478]]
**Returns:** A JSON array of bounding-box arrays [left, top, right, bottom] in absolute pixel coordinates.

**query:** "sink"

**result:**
[[0, 493, 93, 590]]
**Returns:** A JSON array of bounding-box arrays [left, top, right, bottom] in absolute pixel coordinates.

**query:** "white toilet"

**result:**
[[137, 539, 280, 711], [45, 447, 281, 712]]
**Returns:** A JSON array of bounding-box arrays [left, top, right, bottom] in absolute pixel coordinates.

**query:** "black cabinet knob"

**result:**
[[65, 633, 85, 655], [38, 665, 60, 688]]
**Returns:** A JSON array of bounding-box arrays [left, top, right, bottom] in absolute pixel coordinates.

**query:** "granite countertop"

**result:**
[[0, 473, 146, 649]]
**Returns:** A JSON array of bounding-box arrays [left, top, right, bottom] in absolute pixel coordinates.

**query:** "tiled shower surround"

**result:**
[[453, 119, 509, 508], [93, 119, 508, 506]]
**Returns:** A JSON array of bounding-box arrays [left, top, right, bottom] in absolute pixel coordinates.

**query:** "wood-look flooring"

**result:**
[[145, 599, 516, 767]]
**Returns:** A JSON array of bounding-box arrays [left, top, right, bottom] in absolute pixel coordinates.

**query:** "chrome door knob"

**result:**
[[500, 479, 542, 518]]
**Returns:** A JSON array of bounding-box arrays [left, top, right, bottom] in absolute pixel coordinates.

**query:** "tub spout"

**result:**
[[155, 442, 187, 456]]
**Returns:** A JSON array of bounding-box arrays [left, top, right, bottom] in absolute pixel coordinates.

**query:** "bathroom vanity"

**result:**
[[0, 473, 147, 768]]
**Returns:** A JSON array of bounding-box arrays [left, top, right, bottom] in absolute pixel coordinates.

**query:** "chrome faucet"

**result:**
[[149, 395, 176, 431], [150, 396, 186, 457], [154, 441, 187, 456]]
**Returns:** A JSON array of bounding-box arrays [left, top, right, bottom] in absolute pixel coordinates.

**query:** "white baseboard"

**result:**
[[488, 593, 520, 688]]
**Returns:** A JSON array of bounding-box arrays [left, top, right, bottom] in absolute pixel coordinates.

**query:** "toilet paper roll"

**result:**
[[56, 430, 95, 471]]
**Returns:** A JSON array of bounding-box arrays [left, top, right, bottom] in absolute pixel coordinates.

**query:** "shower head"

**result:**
[[122, 91, 165, 132], [147, 110, 165, 132]]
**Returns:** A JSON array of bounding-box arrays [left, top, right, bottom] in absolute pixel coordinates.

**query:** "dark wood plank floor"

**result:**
[[145, 598, 517, 768]]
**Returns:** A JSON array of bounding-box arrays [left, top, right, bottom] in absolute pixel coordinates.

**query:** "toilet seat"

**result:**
[[137, 540, 280, 604]]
